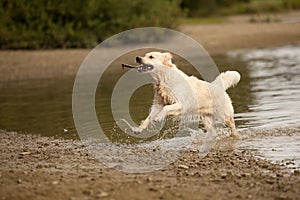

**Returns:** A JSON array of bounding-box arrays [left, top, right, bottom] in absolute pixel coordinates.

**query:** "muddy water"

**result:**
[[227, 45, 300, 129], [0, 46, 299, 167], [238, 133, 300, 170], [224, 45, 300, 169]]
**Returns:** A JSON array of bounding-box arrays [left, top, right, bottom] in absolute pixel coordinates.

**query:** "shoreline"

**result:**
[[1, 12, 300, 200], [1, 25, 300, 83], [1, 12, 300, 82], [1, 130, 299, 200], [179, 11, 300, 55]]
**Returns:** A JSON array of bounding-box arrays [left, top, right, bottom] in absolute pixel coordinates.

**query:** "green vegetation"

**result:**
[[0, 0, 183, 49], [181, 0, 300, 17], [0, 0, 299, 49]]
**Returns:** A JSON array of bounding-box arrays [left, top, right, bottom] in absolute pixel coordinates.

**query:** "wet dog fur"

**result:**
[[127, 52, 240, 137]]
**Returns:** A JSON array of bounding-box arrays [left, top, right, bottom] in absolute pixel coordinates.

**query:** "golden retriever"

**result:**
[[122, 52, 240, 137]]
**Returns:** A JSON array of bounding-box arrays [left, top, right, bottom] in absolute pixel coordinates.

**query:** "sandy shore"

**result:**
[[179, 11, 300, 54], [1, 131, 299, 200], [1, 12, 300, 200], [1, 12, 300, 82]]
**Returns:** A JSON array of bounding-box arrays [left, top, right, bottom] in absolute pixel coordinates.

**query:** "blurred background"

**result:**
[[1, 0, 300, 49], [1, 2, 300, 199], [0, 0, 300, 140], [0, 0, 300, 177]]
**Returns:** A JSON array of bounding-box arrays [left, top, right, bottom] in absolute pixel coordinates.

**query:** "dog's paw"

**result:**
[[230, 131, 240, 139], [132, 127, 143, 134], [154, 111, 166, 122]]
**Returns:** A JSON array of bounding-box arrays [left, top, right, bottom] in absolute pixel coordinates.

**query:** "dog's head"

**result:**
[[135, 52, 174, 73]]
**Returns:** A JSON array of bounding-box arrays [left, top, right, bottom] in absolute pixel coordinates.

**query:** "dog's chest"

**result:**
[[154, 83, 176, 105]]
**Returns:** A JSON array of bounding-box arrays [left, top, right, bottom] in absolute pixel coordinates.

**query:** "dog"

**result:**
[[122, 52, 240, 137]]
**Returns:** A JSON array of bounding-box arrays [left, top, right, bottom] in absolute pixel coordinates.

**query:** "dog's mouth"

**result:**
[[121, 63, 154, 73]]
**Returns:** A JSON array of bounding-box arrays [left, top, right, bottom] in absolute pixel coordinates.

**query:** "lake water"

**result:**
[[228, 45, 300, 129], [0, 45, 299, 169], [227, 45, 300, 169]]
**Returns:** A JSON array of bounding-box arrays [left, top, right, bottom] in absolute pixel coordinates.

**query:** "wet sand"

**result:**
[[1, 12, 300, 200], [1, 130, 300, 200]]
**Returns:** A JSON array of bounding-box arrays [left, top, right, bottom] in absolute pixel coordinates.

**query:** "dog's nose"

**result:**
[[136, 56, 142, 63]]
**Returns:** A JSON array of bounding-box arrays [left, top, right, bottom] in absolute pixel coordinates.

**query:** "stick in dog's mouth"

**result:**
[[121, 64, 136, 69], [122, 63, 154, 73]]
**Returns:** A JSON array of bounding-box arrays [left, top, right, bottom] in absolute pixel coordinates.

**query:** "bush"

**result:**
[[180, 0, 250, 17], [181, 0, 300, 17], [283, 0, 300, 9], [0, 0, 183, 49]]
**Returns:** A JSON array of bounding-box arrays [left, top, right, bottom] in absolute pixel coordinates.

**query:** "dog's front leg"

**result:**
[[134, 104, 163, 133], [154, 103, 181, 122]]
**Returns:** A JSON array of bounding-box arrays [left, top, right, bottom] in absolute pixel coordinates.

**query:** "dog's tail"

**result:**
[[213, 71, 240, 90]]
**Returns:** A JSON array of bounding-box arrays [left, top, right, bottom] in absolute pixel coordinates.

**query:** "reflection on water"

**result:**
[[228, 45, 300, 129], [238, 130, 300, 170], [1, 45, 300, 168], [0, 46, 300, 166], [0, 45, 300, 138], [0, 79, 76, 138], [226, 45, 300, 169]]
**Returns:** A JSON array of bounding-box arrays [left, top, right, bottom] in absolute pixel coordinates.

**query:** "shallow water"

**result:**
[[227, 45, 300, 129], [226, 45, 300, 169], [0, 45, 299, 168], [238, 133, 300, 170]]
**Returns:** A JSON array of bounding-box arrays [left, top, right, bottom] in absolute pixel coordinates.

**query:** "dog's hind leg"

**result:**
[[201, 114, 217, 136], [224, 115, 239, 138], [199, 114, 218, 157]]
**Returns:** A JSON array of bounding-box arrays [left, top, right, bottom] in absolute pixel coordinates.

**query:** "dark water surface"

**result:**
[[0, 45, 299, 137], [0, 46, 299, 167], [228, 45, 300, 129]]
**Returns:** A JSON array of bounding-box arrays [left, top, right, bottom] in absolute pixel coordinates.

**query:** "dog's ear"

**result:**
[[163, 52, 173, 67]]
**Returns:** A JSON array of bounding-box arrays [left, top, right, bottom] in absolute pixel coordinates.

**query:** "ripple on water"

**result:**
[[229, 45, 300, 129]]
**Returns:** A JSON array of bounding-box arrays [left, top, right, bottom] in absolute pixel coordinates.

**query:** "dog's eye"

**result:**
[[149, 55, 154, 59]]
